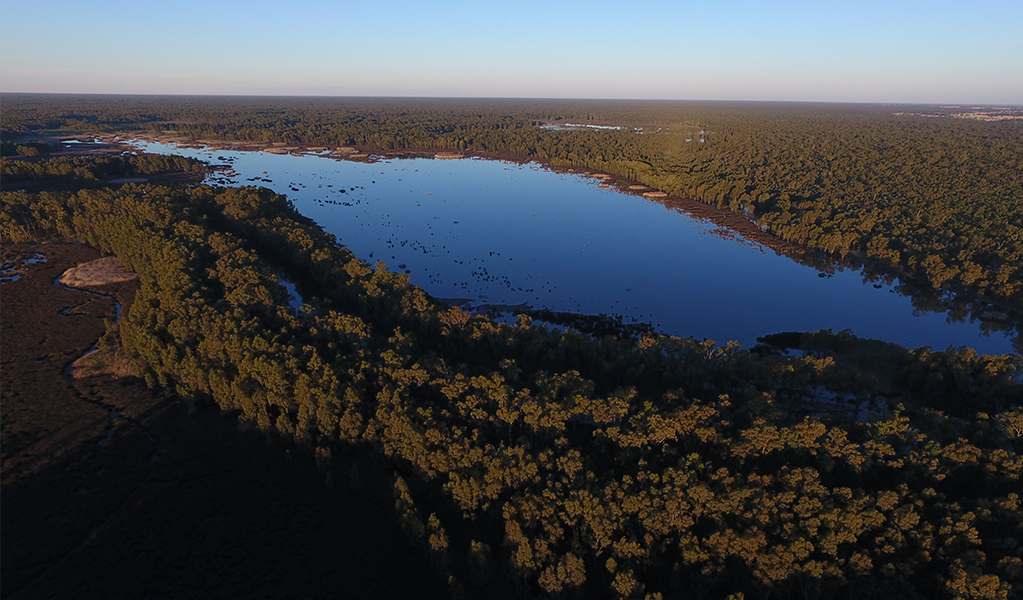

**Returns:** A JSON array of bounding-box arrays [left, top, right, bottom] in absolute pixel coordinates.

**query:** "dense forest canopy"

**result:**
[[3, 94, 1021, 310], [0, 153, 204, 186], [3, 146, 1022, 597]]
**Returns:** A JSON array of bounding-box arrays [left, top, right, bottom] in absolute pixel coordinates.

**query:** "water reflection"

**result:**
[[762, 242, 1022, 354], [133, 140, 1020, 356]]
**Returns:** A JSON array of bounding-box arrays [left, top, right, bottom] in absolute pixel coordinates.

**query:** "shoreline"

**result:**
[[48, 132, 1022, 331], [101, 132, 812, 256]]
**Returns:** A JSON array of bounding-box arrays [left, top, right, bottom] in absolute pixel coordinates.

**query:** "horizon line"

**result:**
[[2, 91, 1021, 108]]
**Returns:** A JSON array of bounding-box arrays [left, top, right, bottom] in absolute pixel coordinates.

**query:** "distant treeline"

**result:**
[[3, 166, 1021, 599], [3, 94, 1022, 307]]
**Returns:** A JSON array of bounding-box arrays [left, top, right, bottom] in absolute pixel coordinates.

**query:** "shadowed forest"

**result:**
[[2, 95, 1022, 599]]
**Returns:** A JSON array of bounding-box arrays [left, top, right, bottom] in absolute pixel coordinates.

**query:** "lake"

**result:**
[[133, 140, 1019, 356]]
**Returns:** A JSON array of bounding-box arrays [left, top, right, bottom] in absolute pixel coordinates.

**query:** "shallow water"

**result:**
[[134, 141, 1019, 355]]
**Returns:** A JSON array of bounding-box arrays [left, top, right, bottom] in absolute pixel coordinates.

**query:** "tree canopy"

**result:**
[[3, 94, 1021, 308], [4, 161, 1021, 598]]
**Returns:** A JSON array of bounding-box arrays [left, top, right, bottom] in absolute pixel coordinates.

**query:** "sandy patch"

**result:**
[[70, 348, 136, 379], [59, 257, 138, 288]]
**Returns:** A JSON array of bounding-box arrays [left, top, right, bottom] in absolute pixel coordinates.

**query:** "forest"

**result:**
[[2, 149, 1022, 597], [2, 94, 1022, 310], [0, 153, 204, 186]]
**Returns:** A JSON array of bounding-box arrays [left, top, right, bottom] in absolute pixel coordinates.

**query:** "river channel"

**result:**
[[133, 141, 1019, 355]]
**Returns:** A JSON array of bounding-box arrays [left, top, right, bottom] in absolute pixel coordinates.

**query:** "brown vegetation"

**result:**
[[1, 245, 448, 599]]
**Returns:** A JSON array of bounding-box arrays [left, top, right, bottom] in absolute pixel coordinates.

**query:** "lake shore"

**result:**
[[99, 132, 813, 259], [110, 133, 1023, 314], [88, 132, 1020, 354]]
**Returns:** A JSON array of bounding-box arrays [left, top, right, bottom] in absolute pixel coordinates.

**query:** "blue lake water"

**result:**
[[134, 141, 1019, 356]]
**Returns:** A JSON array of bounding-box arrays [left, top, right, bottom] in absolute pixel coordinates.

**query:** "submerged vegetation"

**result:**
[[3, 146, 1021, 597]]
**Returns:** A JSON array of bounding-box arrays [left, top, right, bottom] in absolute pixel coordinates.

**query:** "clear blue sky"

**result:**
[[2, 0, 1021, 104]]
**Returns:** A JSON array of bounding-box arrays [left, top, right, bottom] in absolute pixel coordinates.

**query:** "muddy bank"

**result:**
[[1, 244, 449, 600]]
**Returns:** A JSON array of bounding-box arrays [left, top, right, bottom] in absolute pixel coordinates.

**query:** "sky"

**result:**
[[2, 0, 1021, 104]]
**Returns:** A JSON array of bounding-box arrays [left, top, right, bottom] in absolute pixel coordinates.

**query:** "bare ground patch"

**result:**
[[58, 256, 138, 288]]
